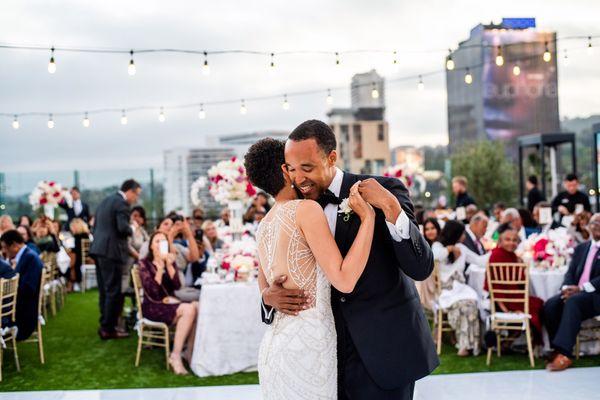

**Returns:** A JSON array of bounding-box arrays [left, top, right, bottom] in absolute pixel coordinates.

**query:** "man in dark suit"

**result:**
[[59, 186, 90, 225], [544, 213, 600, 371], [262, 120, 438, 399], [90, 179, 141, 339], [462, 213, 487, 256], [0, 229, 43, 340], [526, 175, 546, 213]]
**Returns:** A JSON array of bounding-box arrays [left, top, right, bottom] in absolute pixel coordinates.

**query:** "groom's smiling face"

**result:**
[[284, 138, 337, 201]]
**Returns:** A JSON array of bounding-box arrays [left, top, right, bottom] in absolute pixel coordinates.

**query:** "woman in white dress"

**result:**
[[244, 138, 375, 399], [432, 220, 489, 356]]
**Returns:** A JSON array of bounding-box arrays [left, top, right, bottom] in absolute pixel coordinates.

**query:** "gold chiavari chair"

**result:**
[[432, 261, 453, 355], [23, 271, 47, 364], [486, 262, 535, 367], [0, 275, 20, 381], [80, 238, 96, 292], [575, 315, 600, 360], [131, 266, 171, 370]]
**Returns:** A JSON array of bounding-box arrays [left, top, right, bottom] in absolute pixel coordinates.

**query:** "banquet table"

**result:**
[[190, 280, 266, 377]]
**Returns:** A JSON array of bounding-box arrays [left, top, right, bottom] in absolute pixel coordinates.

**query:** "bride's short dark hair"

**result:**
[[244, 138, 286, 197]]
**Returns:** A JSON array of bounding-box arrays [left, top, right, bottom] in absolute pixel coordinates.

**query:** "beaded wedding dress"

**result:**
[[256, 200, 337, 399]]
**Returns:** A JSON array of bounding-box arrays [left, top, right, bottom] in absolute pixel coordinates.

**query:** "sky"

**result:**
[[1, 0, 599, 174]]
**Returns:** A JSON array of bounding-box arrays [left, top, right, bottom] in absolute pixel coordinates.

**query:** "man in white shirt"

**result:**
[[59, 186, 90, 225]]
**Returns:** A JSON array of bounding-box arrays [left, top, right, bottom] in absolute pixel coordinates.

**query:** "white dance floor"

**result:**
[[1, 367, 597, 400]]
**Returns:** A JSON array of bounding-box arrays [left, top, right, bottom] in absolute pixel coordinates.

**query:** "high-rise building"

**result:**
[[163, 147, 235, 215], [446, 18, 560, 159], [328, 70, 390, 175], [215, 130, 289, 159]]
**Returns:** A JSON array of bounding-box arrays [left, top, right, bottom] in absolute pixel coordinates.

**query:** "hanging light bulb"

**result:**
[[198, 104, 206, 120], [48, 47, 56, 74], [512, 63, 521, 76], [202, 51, 210, 75], [446, 49, 455, 71], [464, 68, 473, 84], [240, 100, 247, 115], [371, 82, 380, 99], [128, 50, 136, 76], [12, 115, 19, 130], [495, 46, 504, 66], [270, 52, 275, 69], [158, 107, 166, 122], [587, 36, 594, 55], [120, 110, 128, 125], [326, 89, 333, 105], [47, 114, 55, 129], [282, 95, 290, 110], [335, 52, 340, 66], [543, 42, 552, 62], [82, 112, 90, 128], [417, 75, 424, 91]]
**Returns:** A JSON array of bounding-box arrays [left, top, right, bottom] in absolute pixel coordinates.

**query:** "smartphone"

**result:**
[[575, 204, 584, 214], [159, 240, 169, 256]]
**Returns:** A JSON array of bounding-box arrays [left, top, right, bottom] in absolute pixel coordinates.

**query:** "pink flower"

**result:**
[[533, 238, 550, 260], [40, 197, 48, 205], [246, 183, 257, 197], [231, 156, 237, 162], [395, 169, 403, 178], [48, 181, 55, 187]]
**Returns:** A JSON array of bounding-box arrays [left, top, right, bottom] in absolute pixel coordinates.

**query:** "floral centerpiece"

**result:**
[[518, 228, 575, 270], [382, 164, 426, 196], [218, 239, 259, 282], [29, 180, 72, 218], [207, 157, 256, 205]]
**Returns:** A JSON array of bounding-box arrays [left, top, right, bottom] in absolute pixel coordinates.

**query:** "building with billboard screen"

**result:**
[[446, 18, 560, 159]]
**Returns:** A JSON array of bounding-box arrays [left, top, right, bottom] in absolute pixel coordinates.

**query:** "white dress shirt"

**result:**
[[325, 168, 410, 241], [465, 226, 483, 255], [73, 199, 83, 216]]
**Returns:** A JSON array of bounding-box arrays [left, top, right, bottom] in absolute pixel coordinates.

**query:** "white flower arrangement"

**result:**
[[190, 176, 208, 207], [28, 180, 70, 211], [207, 157, 257, 205]]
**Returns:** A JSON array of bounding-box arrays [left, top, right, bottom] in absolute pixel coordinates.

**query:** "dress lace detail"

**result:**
[[257, 200, 337, 399]]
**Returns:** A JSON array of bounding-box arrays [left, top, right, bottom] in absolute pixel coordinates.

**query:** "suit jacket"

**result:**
[[563, 241, 600, 304], [89, 193, 132, 263], [261, 172, 438, 389], [0, 258, 16, 279], [59, 199, 90, 223], [15, 246, 43, 340], [462, 230, 485, 256]]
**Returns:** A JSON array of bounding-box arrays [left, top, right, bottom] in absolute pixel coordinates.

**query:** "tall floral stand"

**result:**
[[228, 200, 244, 241]]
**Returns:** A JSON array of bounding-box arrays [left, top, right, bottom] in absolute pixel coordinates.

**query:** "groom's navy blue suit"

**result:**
[[262, 171, 439, 399]]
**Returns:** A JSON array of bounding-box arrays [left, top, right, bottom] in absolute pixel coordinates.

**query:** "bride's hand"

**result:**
[[349, 182, 374, 222]]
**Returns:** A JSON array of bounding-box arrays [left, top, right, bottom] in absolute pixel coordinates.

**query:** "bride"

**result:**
[[244, 137, 375, 399]]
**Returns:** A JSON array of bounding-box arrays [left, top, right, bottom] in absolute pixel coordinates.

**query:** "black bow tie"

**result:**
[[317, 190, 342, 209]]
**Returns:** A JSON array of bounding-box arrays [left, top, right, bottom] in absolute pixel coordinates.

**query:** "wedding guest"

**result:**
[[59, 186, 90, 224], [17, 225, 41, 254], [462, 214, 488, 257], [18, 215, 32, 227], [90, 179, 141, 340], [568, 211, 592, 245], [69, 218, 90, 291], [452, 176, 476, 208], [32, 218, 60, 254], [492, 202, 506, 223], [526, 175, 546, 213], [519, 208, 541, 238], [216, 208, 230, 227], [432, 220, 489, 356], [127, 205, 149, 276], [190, 207, 205, 231], [186, 229, 210, 290], [416, 218, 442, 311], [254, 192, 272, 213], [499, 208, 526, 241], [544, 214, 600, 371], [202, 220, 224, 251], [138, 231, 198, 375], [551, 174, 591, 226], [465, 204, 479, 223], [485, 226, 544, 346], [0, 230, 43, 340], [0, 215, 15, 238]]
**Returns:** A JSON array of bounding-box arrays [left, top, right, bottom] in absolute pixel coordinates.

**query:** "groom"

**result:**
[[261, 120, 439, 399]]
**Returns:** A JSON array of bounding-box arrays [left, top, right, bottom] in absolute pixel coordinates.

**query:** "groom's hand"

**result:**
[[358, 179, 401, 223], [263, 275, 309, 316]]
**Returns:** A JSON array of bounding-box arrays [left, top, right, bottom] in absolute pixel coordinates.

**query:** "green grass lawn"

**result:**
[[1, 290, 599, 392]]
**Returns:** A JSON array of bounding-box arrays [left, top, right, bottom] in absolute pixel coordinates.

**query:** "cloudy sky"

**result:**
[[1, 0, 599, 174]]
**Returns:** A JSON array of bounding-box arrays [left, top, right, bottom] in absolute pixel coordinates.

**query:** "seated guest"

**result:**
[[69, 218, 90, 291], [497, 208, 526, 241], [216, 208, 230, 227], [416, 218, 442, 311], [463, 214, 488, 257], [202, 220, 224, 252], [568, 211, 592, 245], [0, 215, 15, 238], [17, 225, 41, 254], [465, 204, 479, 223], [32, 218, 60, 254], [127, 206, 149, 286], [18, 215, 32, 227], [519, 208, 541, 238], [186, 230, 211, 290], [526, 175, 546, 213], [551, 173, 592, 226], [485, 226, 544, 346], [138, 231, 198, 375], [432, 220, 489, 356], [0, 230, 43, 340], [190, 207, 205, 231], [492, 202, 506, 223], [543, 214, 600, 371]]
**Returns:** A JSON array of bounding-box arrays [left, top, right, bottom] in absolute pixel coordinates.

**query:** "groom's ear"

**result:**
[[327, 150, 337, 166]]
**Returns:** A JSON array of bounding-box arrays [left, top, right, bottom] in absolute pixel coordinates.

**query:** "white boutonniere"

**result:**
[[338, 198, 353, 222]]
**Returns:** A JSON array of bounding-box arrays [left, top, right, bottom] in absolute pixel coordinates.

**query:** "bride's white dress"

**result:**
[[256, 200, 337, 399]]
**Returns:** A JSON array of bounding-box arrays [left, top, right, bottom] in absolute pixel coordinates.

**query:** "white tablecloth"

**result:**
[[190, 281, 266, 377]]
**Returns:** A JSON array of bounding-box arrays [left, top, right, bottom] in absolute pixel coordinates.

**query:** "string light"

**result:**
[[563, 49, 569, 66], [48, 47, 56, 74], [158, 107, 166, 122], [11, 115, 19, 130], [464, 68, 473, 84], [495, 46, 504, 66], [371, 82, 380, 99], [543, 42, 552, 62], [282, 94, 290, 110], [198, 104, 206, 119], [120, 110, 128, 125], [128, 50, 136, 76], [82, 112, 90, 127], [417, 75, 424, 91], [326, 89, 333, 105], [47, 114, 54, 129], [240, 99, 247, 115], [512, 63, 521, 76], [335, 52, 340, 65], [588, 36, 594, 55], [202, 51, 210, 75], [392, 50, 399, 71], [446, 49, 455, 71], [270, 52, 275, 68]]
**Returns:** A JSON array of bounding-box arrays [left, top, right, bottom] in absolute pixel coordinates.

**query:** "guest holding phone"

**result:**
[[138, 231, 199, 375]]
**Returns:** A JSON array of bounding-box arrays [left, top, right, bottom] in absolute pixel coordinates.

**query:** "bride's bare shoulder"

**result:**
[[296, 199, 324, 222]]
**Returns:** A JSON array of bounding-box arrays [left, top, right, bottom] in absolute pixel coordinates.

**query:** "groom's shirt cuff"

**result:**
[[385, 211, 410, 242]]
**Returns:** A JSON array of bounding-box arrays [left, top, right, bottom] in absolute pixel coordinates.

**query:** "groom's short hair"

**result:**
[[289, 119, 337, 155]]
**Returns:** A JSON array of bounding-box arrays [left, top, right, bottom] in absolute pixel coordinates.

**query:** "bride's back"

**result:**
[[256, 200, 317, 305]]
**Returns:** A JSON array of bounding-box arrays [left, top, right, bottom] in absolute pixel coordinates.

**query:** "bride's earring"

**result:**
[[291, 184, 295, 188]]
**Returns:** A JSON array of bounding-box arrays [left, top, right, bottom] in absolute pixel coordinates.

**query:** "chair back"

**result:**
[[0, 274, 20, 328], [486, 263, 529, 314], [131, 265, 144, 318], [80, 238, 95, 265], [37, 269, 47, 317]]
